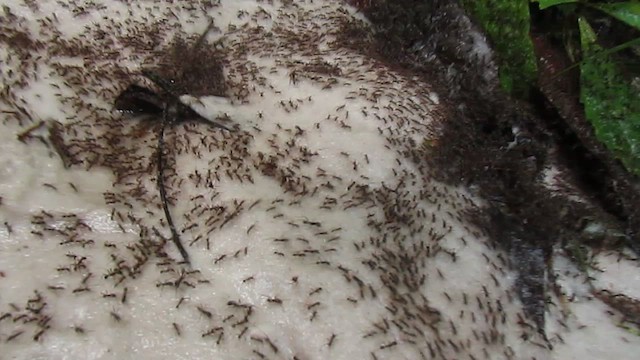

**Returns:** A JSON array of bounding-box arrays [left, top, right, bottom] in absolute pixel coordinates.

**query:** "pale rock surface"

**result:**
[[0, 1, 638, 359]]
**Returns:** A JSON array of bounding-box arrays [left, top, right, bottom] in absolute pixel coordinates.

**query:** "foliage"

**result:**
[[592, 2, 640, 30], [459, 0, 538, 97], [464, 0, 640, 176], [535, 0, 581, 9], [534, 1, 640, 30], [578, 16, 640, 175]]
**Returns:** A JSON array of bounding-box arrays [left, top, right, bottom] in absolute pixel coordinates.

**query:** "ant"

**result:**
[[114, 21, 234, 264]]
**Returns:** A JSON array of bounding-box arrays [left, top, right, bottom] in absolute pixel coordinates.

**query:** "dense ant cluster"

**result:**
[[114, 23, 234, 263]]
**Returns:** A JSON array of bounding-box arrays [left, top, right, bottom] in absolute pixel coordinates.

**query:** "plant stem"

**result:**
[[157, 105, 190, 264]]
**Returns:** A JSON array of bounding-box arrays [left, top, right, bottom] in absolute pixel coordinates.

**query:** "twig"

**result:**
[[157, 104, 190, 264], [17, 120, 45, 142]]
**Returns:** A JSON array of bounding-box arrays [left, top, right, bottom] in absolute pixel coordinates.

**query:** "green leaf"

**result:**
[[531, 0, 578, 10], [579, 15, 598, 43], [461, 0, 538, 97], [549, 37, 640, 80], [593, 2, 640, 31], [578, 17, 640, 176]]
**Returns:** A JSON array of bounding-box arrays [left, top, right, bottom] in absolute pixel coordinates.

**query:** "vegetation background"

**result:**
[[461, 0, 639, 176]]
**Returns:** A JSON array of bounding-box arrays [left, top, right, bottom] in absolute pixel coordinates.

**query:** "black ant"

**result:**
[[114, 22, 234, 264]]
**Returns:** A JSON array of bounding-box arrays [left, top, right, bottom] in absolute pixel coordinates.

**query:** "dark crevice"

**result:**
[[530, 88, 628, 222]]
